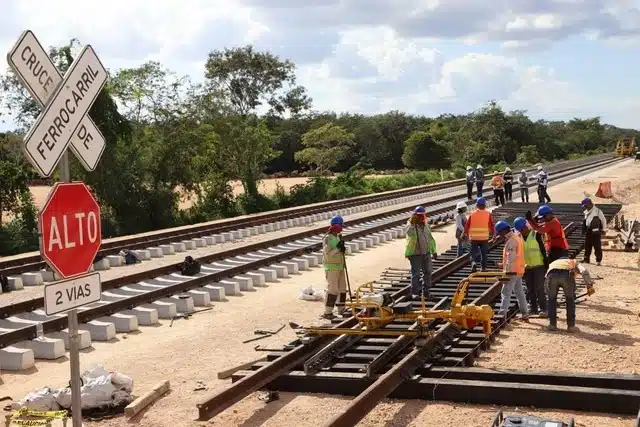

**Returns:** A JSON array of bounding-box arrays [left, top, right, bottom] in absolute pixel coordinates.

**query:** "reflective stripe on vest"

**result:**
[[503, 234, 526, 276], [523, 231, 545, 267], [323, 234, 344, 271], [468, 210, 491, 241]]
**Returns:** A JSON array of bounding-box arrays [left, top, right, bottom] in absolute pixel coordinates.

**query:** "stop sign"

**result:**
[[39, 182, 102, 278]]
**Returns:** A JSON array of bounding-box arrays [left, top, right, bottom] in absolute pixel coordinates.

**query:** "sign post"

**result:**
[[7, 30, 108, 427]]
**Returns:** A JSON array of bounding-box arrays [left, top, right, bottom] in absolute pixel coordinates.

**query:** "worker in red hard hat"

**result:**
[[580, 197, 607, 266], [526, 205, 568, 263]]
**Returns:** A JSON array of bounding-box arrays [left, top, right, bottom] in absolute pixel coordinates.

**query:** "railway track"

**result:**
[[0, 153, 618, 282], [0, 156, 624, 372], [200, 204, 640, 425]]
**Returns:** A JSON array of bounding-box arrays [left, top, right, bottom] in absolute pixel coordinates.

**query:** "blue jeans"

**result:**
[[456, 240, 468, 257], [470, 241, 489, 270], [546, 269, 576, 327], [476, 182, 484, 198], [408, 254, 432, 297], [499, 276, 529, 316]]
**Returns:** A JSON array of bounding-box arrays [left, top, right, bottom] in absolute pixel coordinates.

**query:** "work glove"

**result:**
[[337, 240, 346, 253], [525, 210, 533, 221]]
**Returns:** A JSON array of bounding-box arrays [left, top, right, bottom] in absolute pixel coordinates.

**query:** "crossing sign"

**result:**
[[7, 30, 107, 177]]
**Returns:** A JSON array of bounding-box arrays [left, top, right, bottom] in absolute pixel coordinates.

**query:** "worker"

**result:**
[[464, 197, 494, 272], [455, 201, 468, 256], [404, 206, 438, 300], [494, 220, 529, 320], [518, 169, 529, 202], [514, 217, 547, 316], [322, 215, 347, 320], [581, 197, 607, 266], [490, 171, 505, 206], [526, 205, 569, 263], [503, 167, 514, 202], [475, 164, 484, 198], [465, 166, 475, 200], [536, 166, 551, 203], [545, 257, 590, 332]]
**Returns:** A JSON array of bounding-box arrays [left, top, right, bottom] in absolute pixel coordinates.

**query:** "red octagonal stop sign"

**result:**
[[39, 182, 102, 278]]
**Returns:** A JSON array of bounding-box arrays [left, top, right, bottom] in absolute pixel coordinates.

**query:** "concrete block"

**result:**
[[121, 307, 159, 326], [269, 264, 289, 278], [193, 238, 207, 247], [230, 230, 241, 240], [203, 236, 216, 245], [21, 272, 43, 286], [182, 240, 197, 250], [351, 240, 366, 250], [0, 346, 35, 371], [167, 295, 194, 313], [143, 301, 176, 319], [159, 244, 175, 255], [46, 330, 92, 349], [106, 255, 124, 267], [231, 276, 254, 291], [202, 285, 225, 301], [171, 242, 186, 252], [286, 219, 295, 227], [263, 224, 273, 233], [396, 227, 406, 238], [148, 247, 164, 258], [222, 232, 233, 241], [217, 280, 241, 296], [134, 249, 151, 260], [279, 261, 299, 275], [97, 313, 139, 333], [40, 269, 60, 282], [245, 272, 266, 286], [16, 337, 65, 360], [80, 320, 117, 341], [344, 244, 355, 255], [361, 237, 374, 248], [374, 233, 388, 243], [301, 254, 319, 267], [290, 258, 310, 271], [257, 268, 278, 282], [251, 226, 261, 235], [389, 229, 399, 239], [187, 289, 211, 306], [240, 229, 250, 238], [8, 276, 24, 290], [369, 235, 380, 245], [93, 258, 111, 271]]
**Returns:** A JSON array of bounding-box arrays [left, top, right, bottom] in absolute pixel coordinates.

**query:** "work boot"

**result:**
[[323, 293, 338, 319], [321, 312, 336, 320], [538, 311, 548, 318], [545, 324, 557, 332], [596, 262, 601, 266], [471, 263, 478, 273], [582, 259, 590, 264], [567, 325, 579, 333]]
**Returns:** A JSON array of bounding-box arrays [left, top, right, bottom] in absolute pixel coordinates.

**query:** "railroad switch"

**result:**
[[492, 410, 574, 427]]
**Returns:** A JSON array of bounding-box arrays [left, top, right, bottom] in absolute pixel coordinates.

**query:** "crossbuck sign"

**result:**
[[7, 30, 108, 177]]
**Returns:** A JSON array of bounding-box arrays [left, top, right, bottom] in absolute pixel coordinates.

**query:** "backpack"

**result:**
[[181, 256, 201, 276], [0, 275, 9, 293], [120, 250, 140, 265]]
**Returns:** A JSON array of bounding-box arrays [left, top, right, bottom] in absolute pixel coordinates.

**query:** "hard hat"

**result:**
[[456, 201, 467, 210], [581, 197, 592, 207], [477, 164, 483, 169], [495, 220, 511, 233], [476, 197, 486, 206], [330, 215, 344, 226], [536, 205, 553, 217], [521, 169, 526, 173], [505, 167, 511, 172], [537, 165, 543, 170], [466, 166, 472, 171], [513, 217, 527, 231], [414, 206, 426, 214]]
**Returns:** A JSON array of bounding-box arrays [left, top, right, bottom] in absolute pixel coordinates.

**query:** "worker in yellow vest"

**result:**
[[322, 216, 347, 320], [464, 198, 494, 272], [495, 221, 529, 320], [404, 206, 437, 300], [514, 217, 548, 316], [545, 257, 590, 332]]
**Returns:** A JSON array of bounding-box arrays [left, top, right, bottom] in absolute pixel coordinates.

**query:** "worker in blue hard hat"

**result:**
[[404, 206, 438, 300], [495, 220, 529, 321], [580, 197, 607, 266], [322, 215, 347, 319], [464, 197, 494, 272], [514, 216, 547, 316], [526, 204, 568, 263]]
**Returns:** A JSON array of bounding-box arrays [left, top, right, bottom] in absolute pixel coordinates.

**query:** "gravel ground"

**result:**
[[1, 160, 638, 427]]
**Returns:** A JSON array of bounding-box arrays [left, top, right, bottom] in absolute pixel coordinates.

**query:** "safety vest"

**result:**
[[467, 210, 491, 241], [503, 233, 526, 276], [523, 231, 545, 268], [404, 222, 436, 256], [543, 218, 569, 250], [323, 233, 344, 271]]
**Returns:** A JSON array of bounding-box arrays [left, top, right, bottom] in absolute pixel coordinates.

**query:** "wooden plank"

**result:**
[[124, 380, 171, 418]]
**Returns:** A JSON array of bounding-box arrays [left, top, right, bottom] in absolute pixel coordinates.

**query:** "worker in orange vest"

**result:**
[[526, 205, 569, 263], [464, 198, 494, 272], [490, 171, 505, 206], [495, 220, 529, 320]]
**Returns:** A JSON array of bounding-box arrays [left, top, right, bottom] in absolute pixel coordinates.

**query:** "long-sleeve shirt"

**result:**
[[584, 206, 607, 231], [404, 222, 437, 255], [527, 217, 568, 250], [518, 174, 528, 186], [475, 169, 484, 183], [465, 171, 475, 183], [537, 172, 548, 186], [503, 232, 520, 273], [455, 213, 466, 239], [503, 171, 513, 183]]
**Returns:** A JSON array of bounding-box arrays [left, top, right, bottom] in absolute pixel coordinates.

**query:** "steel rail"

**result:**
[[0, 153, 619, 275]]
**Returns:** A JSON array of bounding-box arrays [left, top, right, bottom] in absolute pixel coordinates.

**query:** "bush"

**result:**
[[0, 192, 38, 256]]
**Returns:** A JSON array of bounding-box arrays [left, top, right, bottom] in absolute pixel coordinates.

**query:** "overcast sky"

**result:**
[[1, 0, 640, 131]]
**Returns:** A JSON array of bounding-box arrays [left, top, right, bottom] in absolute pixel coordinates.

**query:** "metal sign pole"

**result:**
[[58, 152, 82, 427]]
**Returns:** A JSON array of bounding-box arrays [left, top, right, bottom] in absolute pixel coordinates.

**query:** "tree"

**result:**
[[0, 133, 31, 225], [402, 131, 451, 170], [296, 123, 354, 172]]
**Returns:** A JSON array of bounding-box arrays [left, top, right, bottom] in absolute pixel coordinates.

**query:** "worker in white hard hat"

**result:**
[[475, 164, 484, 198], [503, 167, 514, 202], [455, 201, 468, 256], [518, 169, 529, 202], [465, 166, 475, 200], [536, 166, 551, 203]]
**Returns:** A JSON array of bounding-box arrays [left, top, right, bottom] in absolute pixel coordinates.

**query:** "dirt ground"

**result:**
[[1, 160, 638, 427]]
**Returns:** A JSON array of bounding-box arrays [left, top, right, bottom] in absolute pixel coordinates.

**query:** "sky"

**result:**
[[1, 0, 640, 131]]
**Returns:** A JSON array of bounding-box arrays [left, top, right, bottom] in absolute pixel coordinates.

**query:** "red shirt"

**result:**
[[527, 217, 568, 251]]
